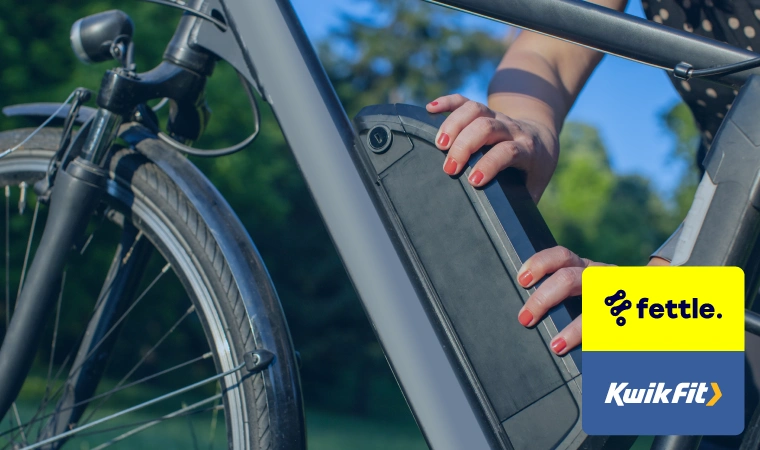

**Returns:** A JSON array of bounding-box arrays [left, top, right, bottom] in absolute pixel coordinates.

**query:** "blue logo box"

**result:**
[[583, 351, 744, 435]]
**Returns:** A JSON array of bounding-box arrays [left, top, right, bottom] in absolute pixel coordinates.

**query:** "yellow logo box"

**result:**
[[582, 267, 744, 352]]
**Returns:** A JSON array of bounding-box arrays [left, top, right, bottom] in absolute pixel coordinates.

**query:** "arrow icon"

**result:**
[[706, 382, 722, 407]]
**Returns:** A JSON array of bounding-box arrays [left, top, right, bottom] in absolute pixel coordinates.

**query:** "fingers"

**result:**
[[516, 246, 589, 289], [435, 100, 496, 151], [517, 266, 583, 328], [513, 245, 606, 356], [430, 98, 510, 176], [427, 96, 533, 184], [551, 316, 581, 356], [467, 140, 525, 187], [426, 94, 469, 113]]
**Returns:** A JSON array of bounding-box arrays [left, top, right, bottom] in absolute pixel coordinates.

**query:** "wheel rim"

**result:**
[[0, 149, 250, 449]]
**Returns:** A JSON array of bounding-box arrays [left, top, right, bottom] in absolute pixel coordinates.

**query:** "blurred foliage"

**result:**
[[0, 0, 701, 429], [321, 0, 505, 115], [540, 122, 682, 265]]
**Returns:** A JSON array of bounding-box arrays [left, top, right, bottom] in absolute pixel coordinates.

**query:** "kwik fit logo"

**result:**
[[605, 382, 722, 407], [582, 267, 744, 436]]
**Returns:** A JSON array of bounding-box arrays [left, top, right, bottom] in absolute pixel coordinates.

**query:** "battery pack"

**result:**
[[354, 104, 627, 450]]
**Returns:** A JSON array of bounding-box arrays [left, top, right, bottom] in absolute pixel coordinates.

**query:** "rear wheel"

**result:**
[[0, 128, 303, 449]]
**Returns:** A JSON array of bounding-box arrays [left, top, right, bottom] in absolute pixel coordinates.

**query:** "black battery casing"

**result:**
[[353, 104, 629, 450]]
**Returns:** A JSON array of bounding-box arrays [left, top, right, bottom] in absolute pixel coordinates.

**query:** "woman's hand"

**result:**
[[515, 246, 612, 355], [426, 94, 560, 202]]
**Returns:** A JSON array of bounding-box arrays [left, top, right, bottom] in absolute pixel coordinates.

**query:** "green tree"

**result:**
[[321, 0, 506, 116], [539, 123, 615, 258], [540, 122, 680, 265]]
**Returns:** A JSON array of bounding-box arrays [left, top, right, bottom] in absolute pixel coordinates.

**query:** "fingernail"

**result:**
[[429, 101, 439, 106], [468, 170, 484, 185], [443, 157, 457, 175], [437, 132, 450, 147], [518, 309, 533, 327], [551, 337, 567, 354], [518, 270, 533, 287]]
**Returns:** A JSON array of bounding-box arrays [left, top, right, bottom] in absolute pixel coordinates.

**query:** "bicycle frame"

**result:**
[[3, 0, 759, 449], [208, 1, 760, 449]]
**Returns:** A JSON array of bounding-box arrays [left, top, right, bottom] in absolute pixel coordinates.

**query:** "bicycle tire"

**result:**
[[0, 127, 304, 450]]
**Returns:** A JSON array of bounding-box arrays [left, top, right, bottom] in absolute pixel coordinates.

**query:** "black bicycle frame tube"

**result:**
[[0, 155, 108, 421], [216, 1, 496, 448], [428, 0, 760, 88]]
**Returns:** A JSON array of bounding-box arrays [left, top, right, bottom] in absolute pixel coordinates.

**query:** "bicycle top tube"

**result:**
[[427, 0, 760, 88]]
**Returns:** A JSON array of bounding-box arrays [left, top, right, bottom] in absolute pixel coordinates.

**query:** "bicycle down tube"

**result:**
[[215, 2, 497, 448]]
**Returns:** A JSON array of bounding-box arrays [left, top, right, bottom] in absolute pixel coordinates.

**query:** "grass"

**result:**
[[5, 403, 428, 450], [306, 409, 426, 450], [4, 372, 428, 449], [5, 373, 658, 449]]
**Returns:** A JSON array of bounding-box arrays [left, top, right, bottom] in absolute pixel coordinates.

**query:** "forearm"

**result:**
[[487, 0, 627, 134], [649, 257, 670, 266], [488, 37, 600, 133]]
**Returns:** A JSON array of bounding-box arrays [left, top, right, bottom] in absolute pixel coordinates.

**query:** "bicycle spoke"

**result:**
[[63, 262, 171, 384], [183, 401, 201, 450], [2, 191, 36, 448], [207, 385, 221, 450], [89, 395, 223, 450], [44, 271, 66, 404], [25, 269, 69, 443], [19, 260, 168, 442], [17, 182, 26, 216], [21, 364, 245, 450], [15, 198, 39, 301], [79, 403, 221, 440], [11, 404, 26, 446], [81, 305, 196, 424], [79, 210, 110, 256], [4, 185, 9, 329], [0, 353, 214, 442]]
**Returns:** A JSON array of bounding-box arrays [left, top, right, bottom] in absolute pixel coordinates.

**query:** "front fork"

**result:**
[[0, 109, 122, 421]]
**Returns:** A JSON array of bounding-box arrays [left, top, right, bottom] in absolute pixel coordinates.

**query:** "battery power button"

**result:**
[[367, 125, 393, 153]]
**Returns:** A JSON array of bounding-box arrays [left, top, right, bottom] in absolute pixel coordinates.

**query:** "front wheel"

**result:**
[[0, 128, 304, 449]]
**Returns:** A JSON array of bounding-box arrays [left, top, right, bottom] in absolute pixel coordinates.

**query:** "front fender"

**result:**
[[119, 123, 305, 449], [2, 103, 96, 124]]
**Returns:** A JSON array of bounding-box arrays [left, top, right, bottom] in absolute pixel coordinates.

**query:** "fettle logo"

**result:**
[[605, 289, 631, 326], [605, 289, 724, 327]]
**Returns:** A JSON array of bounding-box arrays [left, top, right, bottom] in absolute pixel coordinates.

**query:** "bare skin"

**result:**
[[515, 250, 669, 355], [425, 0, 681, 355], [427, 0, 628, 202]]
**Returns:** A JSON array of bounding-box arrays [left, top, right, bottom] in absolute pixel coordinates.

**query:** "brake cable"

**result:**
[[149, 72, 261, 157], [674, 57, 760, 80]]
